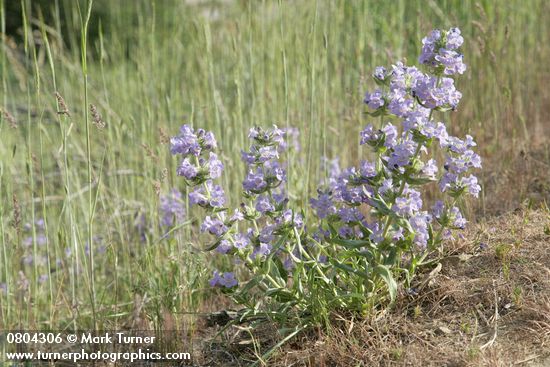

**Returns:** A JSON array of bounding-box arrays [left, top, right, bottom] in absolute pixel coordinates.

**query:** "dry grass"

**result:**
[[194, 208, 550, 366], [478, 145, 550, 218]]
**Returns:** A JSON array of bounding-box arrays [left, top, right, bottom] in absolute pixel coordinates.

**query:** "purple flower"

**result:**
[[280, 127, 301, 152], [360, 123, 397, 148], [388, 95, 415, 117], [271, 188, 288, 205], [255, 195, 275, 213], [210, 270, 238, 288], [243, 169, 267, 193], [435, 48, 467, 75], [35, 219, 45, 229], [276, 209, 304, 228], [313, 227, 330, 241], [392, 227, 404, 241], [368, 222, 384, 244], [390, 62, 423, 92], [160, 189, 186, 227], [251, 243, 272, 259], [188, 188, 208, 207], [409, 120, 449, 145], [270, 125, 286, 145], [241, 150, 256, 165], [200, 215, 228, 237], [403, 110, 430, 131], [444, 135, 477, 154], [340, 184, 368, 204], [189, 181, 226, 208], [379, 179, 394, 195], [233, 233, 250, 250], [382, 123, 399, 148], [264, 160, 287, 182], [432, 200, 445, 219], [177, 158, 198, 179], [338, 207, 364, 223], [283, 257, 295, 270], [364, 89, 385, 109], [259, 224, 276, 243], [230, 209, 244, 222], [439, 172, 458, 193], [258, 146, 279, 163], [338, 225, 355, 239], [310, 191, 337, 219], [461, 175, 481, 197], [419, 27, 465, 73], [392, 188, 423, 217], [321, 156, 341, 183], [410, 212, 432, 247], [419, 29, 442, 65], [373, 66, 387, 81], [360, 160, 376, 178], [198, 129, 217, 150], [208, 152, 224, 178], [421, 159, 438, 178], [387, 139, 417, 170], [413, 75, 462, 109], [449, 206, 467, 228], [248, 127, 262, 139], [446, 28, 464, 49], [216, 239, 232, 254], [360, 124, 380, 145], [444, 150, 482, 174], [170, 125, 201, 156]]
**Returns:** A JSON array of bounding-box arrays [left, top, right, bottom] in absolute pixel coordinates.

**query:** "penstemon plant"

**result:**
[[170, 27, 481, 327]]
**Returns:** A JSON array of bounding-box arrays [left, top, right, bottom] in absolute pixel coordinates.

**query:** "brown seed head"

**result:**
[[160, 168, 168, 182], [55, 92, 71, 117], [141, 143, 158, 162], [1, 108, 17, 128], [90, 104, 106, 129], [159, 127, 170, 145], [12, 194, 21, 236], [153, 180, 161, 196]]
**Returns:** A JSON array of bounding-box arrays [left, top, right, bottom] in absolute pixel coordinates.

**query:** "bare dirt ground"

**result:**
[[194, 208, 550, 366]]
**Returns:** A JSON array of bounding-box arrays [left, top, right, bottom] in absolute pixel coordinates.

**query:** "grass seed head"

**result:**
[[90, 104, 105, 129], [12, 194, 21, 236], [1, 108, 17, 128], [55, 92, 71, 117]]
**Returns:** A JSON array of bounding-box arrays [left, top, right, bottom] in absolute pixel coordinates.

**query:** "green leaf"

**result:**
[[265, 288, 294, 302], [331, 260, 371, 279], [353, 249, 374, 262], [330, 238, 372, 249], [273, 257, 288, 282], [384, 247, 398, 266], [203, 239, 222, 251], [365, 108, 387, 117], [405, 176, 436, 185], [374, 264, 397, 302]]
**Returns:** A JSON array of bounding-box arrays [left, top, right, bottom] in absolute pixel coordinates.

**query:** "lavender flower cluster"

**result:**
[[312, 27, 479, 250], [159, 189, 186, 228], [170, 27, 481, 315], [170, 124, 304, 289]]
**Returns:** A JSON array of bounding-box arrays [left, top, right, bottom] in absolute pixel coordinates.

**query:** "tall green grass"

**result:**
[[0, 0, 549, 331]]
